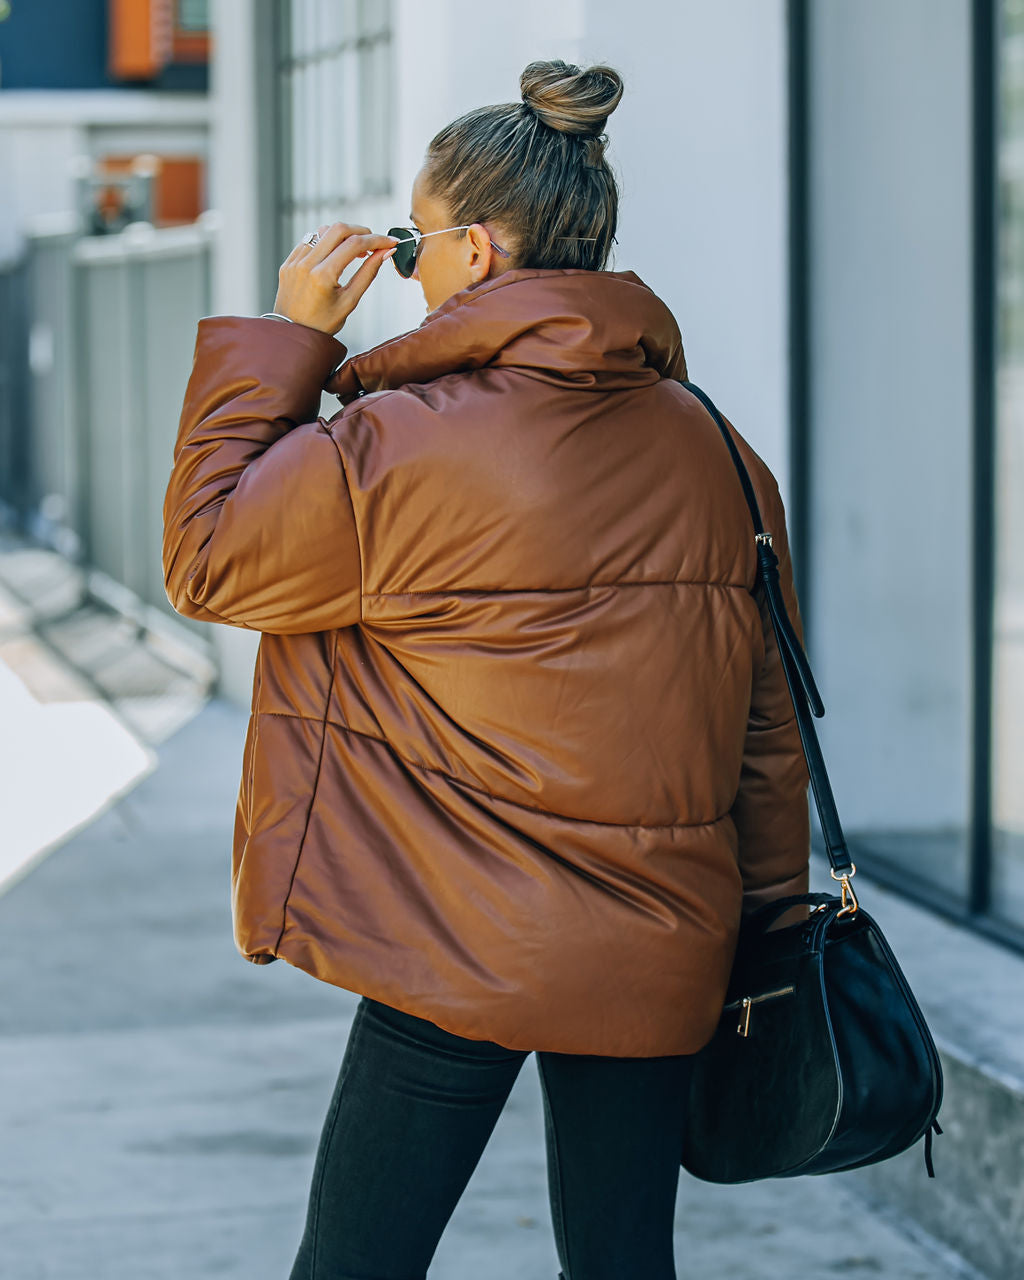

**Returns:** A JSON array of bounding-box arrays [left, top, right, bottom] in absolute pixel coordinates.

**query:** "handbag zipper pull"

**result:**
[[725, 984, 797, 1038]]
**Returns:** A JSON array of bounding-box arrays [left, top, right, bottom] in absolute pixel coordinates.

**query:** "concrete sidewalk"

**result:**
[[0, 550, 976, 1278]]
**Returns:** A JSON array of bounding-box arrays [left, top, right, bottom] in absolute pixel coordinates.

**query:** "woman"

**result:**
[[162, 58, 810, 1280]]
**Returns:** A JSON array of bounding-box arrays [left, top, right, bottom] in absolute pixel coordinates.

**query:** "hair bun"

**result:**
[[520, 59, 623, 139]]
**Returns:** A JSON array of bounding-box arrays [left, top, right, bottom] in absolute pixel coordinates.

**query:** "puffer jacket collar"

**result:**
[[324, 266, 689, 405]]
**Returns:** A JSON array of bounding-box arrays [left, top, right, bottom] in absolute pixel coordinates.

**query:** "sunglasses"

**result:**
[[386, 225, 599, 279]]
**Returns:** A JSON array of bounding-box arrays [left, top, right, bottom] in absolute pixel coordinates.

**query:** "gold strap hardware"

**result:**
[[754, 531, 774, 547], [830, 863, 859, 917]]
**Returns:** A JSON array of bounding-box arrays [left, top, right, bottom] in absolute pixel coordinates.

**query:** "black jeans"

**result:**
[[288, 994, 695, 1280]]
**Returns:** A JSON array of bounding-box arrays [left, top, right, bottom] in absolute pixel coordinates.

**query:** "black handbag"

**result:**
[[676, 379, 944, 1184]]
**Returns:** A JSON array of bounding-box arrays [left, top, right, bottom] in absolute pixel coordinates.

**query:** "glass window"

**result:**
[[805, 1, 974, 901], [992, 0, 1024, 927], [275, 0, 393, 259]]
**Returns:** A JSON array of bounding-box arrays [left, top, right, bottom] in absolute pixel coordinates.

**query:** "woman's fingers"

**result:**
[[273, 221, 399, 334], [304, 222, 372, 267], [316, 231, 397, 281]]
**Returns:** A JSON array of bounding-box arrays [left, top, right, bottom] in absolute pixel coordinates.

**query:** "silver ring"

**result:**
[[306, 232, 320, 247]]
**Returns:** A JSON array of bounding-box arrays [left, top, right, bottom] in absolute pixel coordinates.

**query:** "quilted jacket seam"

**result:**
[[364, 580, 749, 599], [271, 631, 339, 952], [258, 709, 725, 831]]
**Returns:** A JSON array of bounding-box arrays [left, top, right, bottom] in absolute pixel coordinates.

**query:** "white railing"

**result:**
[[16, 215, 215, 637]]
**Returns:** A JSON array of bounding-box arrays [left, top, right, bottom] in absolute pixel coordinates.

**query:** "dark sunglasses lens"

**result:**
[[386, 227, 417, 277]]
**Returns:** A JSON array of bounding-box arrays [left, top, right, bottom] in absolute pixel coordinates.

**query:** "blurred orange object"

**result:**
[[108, 0, 210, 81], [98, 154, 206, 226], [108, 0, 174, 80]]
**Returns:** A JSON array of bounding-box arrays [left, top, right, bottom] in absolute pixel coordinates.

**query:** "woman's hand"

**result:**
[[272, 222, 400, 336]]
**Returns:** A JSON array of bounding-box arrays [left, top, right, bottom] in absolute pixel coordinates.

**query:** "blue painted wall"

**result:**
[[0, 0, 111, 90], [0, 0, 207, 92]]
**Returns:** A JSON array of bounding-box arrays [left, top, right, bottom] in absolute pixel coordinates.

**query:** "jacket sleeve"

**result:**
[[729, 462, 812, 917], [161, 316, 362, 635]]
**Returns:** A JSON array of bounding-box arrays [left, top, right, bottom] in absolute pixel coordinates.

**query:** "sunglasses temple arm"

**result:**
[[391, 226, 511, 259]]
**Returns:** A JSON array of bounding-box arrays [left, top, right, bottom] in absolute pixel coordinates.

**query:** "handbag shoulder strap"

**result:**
[[679, 380, 854, 879]]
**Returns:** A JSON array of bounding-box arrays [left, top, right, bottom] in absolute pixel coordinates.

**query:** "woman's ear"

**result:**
[[465, 225, 494, 285]]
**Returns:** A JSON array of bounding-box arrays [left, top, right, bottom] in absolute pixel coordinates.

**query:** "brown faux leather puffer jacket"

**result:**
[[162, 267, 810, 1057]]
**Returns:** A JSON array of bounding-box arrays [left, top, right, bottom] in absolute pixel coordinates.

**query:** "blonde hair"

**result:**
[[422, 58, 624, 271]]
